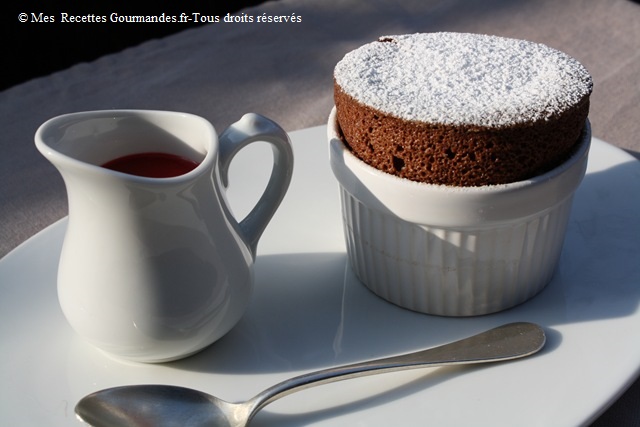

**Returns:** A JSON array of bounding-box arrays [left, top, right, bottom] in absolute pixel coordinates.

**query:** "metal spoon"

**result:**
[[76, 322, 545, 427]]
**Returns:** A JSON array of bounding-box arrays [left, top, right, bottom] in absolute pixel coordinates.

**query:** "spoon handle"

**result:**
[[247, 322, 544, 415]]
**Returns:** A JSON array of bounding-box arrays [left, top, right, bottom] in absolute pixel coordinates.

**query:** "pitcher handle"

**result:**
[[218, 113, 294, 259]]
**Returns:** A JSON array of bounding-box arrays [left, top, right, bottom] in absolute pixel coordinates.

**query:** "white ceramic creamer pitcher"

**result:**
[[35, 110, 294, 362]]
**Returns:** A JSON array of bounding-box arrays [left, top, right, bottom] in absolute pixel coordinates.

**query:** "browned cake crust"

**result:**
[[334, 85, 590, 186], [333, 33, 593, 187]]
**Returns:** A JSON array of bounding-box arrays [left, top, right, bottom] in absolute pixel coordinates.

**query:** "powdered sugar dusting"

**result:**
[[334, 32, 593, 127]]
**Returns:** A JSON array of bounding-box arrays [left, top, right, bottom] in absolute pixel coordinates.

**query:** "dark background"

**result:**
[[2, 1, 270, 91]]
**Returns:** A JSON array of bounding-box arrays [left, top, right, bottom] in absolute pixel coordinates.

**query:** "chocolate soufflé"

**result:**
[[334, 32, 593, 186]]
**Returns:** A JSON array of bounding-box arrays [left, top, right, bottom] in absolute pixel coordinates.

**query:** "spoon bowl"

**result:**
[[76, 322, 545, 426], [77, 385, 242, 427]]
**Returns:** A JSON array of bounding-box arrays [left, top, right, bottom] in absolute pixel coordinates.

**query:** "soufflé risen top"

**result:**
[[333, 32, 593, 186]]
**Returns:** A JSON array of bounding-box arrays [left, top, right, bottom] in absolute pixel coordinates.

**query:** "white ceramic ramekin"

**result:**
[[328, 107, 590, 316]]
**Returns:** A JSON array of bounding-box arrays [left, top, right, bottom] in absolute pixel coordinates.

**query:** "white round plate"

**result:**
[[1, 126, 639, 426]]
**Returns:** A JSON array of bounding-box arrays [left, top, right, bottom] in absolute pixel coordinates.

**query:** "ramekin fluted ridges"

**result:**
[[328, 108, 590, 316]]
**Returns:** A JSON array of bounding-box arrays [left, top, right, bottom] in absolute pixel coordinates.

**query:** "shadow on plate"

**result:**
[[171, 150, 640, 375]]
